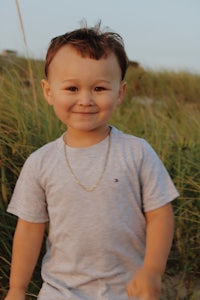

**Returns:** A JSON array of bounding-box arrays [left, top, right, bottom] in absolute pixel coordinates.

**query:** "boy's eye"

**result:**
[[67, 86, 78, 92], [94, 86, 106, 92]]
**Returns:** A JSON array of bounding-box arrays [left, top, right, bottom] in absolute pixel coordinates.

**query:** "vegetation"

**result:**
[[0, 56, 200, 299]]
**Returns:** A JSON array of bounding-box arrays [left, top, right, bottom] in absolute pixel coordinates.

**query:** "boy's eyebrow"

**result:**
[[61, 79, 112, 84]]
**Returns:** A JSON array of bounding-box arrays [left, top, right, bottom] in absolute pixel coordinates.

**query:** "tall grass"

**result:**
[[0, 58, 200, 299], [15, 0, 37, 110]]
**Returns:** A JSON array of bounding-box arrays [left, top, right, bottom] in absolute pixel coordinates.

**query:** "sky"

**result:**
[[0, 0, 200, 73]]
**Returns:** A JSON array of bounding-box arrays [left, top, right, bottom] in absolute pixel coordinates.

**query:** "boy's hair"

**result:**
[[44, 23, 129, 80]]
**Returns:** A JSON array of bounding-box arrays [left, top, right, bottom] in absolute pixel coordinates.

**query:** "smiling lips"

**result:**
[[73, 111, 98, 114]]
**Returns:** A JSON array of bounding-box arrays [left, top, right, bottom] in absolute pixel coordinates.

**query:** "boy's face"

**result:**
[[42, 45, 126, 137]]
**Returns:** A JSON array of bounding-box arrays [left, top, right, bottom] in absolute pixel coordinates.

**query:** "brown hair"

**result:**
[[44, 23, 129, 80]]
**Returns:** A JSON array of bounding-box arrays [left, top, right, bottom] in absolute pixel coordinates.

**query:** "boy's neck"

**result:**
[[64, 126, 111, 148]]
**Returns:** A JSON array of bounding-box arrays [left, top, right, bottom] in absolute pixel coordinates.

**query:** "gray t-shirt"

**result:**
[[7, 126, 179, 300]]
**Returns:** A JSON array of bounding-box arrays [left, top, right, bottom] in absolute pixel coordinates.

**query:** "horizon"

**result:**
[[1, 0, 200, 74]]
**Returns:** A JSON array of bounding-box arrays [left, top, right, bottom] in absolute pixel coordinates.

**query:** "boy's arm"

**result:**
[[5, 218, 46, 300], [127, 203, 174, 300]]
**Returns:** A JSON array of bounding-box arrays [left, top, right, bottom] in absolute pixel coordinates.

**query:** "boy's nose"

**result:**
[[77, 91, 94, 106]]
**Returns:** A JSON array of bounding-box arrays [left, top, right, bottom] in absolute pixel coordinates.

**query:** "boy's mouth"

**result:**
[[73, 111, 98, 114]]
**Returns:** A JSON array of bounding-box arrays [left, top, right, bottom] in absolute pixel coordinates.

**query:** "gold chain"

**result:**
[[63, 133, 110, 192]]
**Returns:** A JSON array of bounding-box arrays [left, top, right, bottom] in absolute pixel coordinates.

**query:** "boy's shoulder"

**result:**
[[111, 126, 148, 148], [27, 134, 64, 164], [111, 126, 158, 161]]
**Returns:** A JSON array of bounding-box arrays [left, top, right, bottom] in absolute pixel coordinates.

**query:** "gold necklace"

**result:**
[[64, 133, 111, 192]]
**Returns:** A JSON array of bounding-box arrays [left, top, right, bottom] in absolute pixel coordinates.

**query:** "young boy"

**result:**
[[5, 23, 179, 300]]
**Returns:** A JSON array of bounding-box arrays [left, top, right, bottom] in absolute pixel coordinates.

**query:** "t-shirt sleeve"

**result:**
[[140, 140, 179, 212], [7, 154, 49, 223]]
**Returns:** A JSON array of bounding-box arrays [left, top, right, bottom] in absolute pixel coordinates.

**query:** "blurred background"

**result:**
[[0, 0, 200, 73]]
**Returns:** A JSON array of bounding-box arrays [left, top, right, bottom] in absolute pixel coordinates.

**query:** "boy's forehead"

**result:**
[[48, 44, 122, 80], [51, 45, 119, 68]]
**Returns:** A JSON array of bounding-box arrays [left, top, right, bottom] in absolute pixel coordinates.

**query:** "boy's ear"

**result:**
[[41, 79, 53, 105], [117, 81, 127, 105]]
